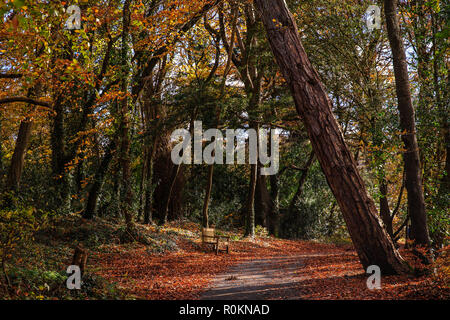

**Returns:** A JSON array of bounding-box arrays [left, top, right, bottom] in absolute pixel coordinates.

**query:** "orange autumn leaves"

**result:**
[[90, 222, 449, 300]]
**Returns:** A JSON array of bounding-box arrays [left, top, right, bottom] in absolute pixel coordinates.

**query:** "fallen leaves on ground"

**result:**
[[90, 222, 449, 300]]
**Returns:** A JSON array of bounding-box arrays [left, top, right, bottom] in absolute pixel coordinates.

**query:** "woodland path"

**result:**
[[200, 255, 306, 300]]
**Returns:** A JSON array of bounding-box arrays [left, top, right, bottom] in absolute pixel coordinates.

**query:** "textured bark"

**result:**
[[255, 169, 272, 227], [6, 120, 33, 192], [137, 149, 148, 222], [268, 173, 279, 236], [71, 245, 88, 276], [139, 56, 167, 225], [162, 164, 181, 225], [253, 0, 409, 274], [119, 0, 134, 230], [201, 7, 237, 229], [83, 137, 117, 219], [384, 0, 430, 246], [153, 134, 185, 222], [50, 98, 70, 210], [245, 162, 257, 238], [202, 164, 213, 228], [379, 180, 394, 239], [143, 137, 157, 225]]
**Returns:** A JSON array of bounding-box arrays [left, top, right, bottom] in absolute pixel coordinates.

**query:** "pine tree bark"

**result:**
[[253, 0, 409, 274], [384, 0, 430, 246]]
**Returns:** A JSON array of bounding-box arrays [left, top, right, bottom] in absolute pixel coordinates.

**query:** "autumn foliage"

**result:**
[[0, 0, 448, 301]]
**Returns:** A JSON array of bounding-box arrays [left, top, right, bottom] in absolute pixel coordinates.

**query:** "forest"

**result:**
[[0, 0, 448, 301]]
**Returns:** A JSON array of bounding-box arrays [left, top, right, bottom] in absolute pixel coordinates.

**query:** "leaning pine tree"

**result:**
[[253, 0, 410, 274]]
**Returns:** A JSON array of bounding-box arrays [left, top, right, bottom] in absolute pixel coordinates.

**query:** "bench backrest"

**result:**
[[202, 227, 216, 243]]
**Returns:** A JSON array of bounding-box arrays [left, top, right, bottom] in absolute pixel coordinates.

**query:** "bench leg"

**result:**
[[216, 240, 219, 255]]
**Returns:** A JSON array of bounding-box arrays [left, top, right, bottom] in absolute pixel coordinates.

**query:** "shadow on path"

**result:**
[[200, 255, 305, 300]]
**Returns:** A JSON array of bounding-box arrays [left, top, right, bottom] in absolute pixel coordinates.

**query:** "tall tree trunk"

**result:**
[[83, 137, 117, 219], [143, 137, 157, 225], [265, 126, 280, 236], [244, 111, 260, 239], [4, 58, 44, 202], [162, 164, 181, 225], [50, 98, 71, 212], [160, 107, 191, 225], [245, 161, 257, 238], [268, 171, 279, 236], [202, 164, 213, 228], [119, 0, 134, 231], [153, 134, 178, 222], [255, 168, 272, 228], [384, 0, 430, 246], [6, 120, 33, 193], [253, 0, 409, 274], [244, 80, 261, 238], [137, 147, 148, 222], [379, 180, 394, 239], [201, 7, 237, 229]]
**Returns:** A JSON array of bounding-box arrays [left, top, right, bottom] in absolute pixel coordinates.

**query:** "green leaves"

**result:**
[[12, 0, 25, 10]]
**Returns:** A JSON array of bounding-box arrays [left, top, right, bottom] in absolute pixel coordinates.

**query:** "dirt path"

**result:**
[[200, 255, 306, 300]]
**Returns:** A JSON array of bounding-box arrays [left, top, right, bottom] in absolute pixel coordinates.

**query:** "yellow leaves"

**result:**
[[0, 206, 43, 262], [271, 18, 283, 28]]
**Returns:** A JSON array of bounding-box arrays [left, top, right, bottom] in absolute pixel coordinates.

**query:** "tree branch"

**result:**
[[0, 97, 50, 107], [0, 73, 23, 79]]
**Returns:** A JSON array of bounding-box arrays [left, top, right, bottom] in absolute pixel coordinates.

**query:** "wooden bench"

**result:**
[[202, 227, 230, 254]]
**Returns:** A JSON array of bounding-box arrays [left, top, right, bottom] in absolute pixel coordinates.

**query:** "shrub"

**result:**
[[0, 206, 47, 287]]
